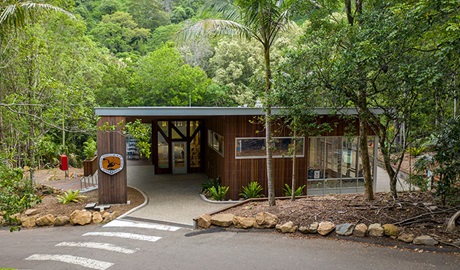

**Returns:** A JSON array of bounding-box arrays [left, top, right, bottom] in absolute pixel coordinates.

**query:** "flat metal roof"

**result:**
[[95, 107, 384, 117]]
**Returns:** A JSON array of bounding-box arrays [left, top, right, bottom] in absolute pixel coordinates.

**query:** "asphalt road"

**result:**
[[1, 219, 459, 270]]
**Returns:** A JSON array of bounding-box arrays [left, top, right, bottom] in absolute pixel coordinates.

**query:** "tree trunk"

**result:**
[[264, 43, 275, 206], [291, 130, 297, 201], [359, 111, 374, 200]]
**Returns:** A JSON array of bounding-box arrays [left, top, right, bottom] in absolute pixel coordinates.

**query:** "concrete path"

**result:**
[[125, 162, 234, 227]]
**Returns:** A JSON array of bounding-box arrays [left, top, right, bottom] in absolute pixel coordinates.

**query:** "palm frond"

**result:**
[[0, 2, 75, 29], [183, 19, 253, 40]]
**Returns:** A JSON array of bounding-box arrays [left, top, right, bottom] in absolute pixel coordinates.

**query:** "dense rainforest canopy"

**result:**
[[0, 0, 459, 204]]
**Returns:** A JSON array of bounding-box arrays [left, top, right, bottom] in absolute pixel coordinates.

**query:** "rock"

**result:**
[[197, 214, 212, 229], [398, 233, 415, 243], [92, 212, 103, 224], [211, 213, 234, 227], [103, 211, 121, 223], [54, 216, 70, 226], [413, 235, 439, 246], [233, 216, 255, 229], [36, 214, 55, 227], [304, 222, 319, 234], [254, 212, 279, 229], [353, 223, 368, 237], [24, 209, 39, 216], [102, 211, 110, 218], [70, 210, 92, 225], [382, 224, 400, 237], [317, 221, 335, 236], [368, 223, 384, 237], [276, 221, 298, 233], [21, 216, 37, 228], [335, 223, 355, 236], [299, 226, 308, 233]]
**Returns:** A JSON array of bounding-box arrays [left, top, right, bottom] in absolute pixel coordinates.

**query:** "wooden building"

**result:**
[[95, 107, 379, 203]]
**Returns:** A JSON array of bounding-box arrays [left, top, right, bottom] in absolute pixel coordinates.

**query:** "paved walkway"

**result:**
[[125, 161, 234, 227]]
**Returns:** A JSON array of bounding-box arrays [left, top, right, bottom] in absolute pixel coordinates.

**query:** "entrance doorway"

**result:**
[[173, 141, 187, 174], [153, 120, 203, 174]]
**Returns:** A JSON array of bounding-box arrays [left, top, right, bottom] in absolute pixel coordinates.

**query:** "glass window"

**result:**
[[235, 137, 304, 158], [326, 138, 341, 179], [208, 130, 224, 156], [190, 131, 201, 168], [172, 121, 187, 138], [342, 138, 359, 178], [158, 131, 169, 168], [159, 121, 168, 137], [190, 121, 200, 136]]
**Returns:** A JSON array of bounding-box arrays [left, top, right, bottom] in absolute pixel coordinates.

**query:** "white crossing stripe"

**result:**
[[103, 219, 181, 231], [56, 242, 138, 254], [83, 232, 161, 242], [25, 254, 113, 270]]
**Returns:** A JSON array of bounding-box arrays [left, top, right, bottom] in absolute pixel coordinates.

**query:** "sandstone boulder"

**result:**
[[353, 223, 367, 237], [233, 216, 255, 229], [368, 223, 384, 237], [70, 210, 92, 225], [24, 209, 39, 216], [92, 212, 103, 224], [54, 216, 70, 226], [36, 214, 55, 227], [211, 213, 234, 227], [254, 212, 278, 229], [398, 233, 415, 243], [317, 221, 335, 236], [276, 221, 298, 233], [197, 214, 212, 229], [103, 211, 121, 223], [21, 216, 37, 228]]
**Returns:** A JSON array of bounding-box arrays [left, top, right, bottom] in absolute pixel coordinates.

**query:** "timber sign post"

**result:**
[[100, 153, 124, 175]]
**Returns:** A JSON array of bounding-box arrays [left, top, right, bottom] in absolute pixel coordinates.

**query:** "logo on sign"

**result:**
[[100, 154, 124, 175]]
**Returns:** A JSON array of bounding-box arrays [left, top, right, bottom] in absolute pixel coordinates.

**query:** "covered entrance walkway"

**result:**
[[124, 160, 233, 227]]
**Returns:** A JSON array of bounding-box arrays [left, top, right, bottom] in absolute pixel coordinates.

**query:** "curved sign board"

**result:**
[[100, 154, 124, 175]]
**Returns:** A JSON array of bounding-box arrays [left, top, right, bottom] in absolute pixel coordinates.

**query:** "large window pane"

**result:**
[[342, 138, 359, 178], [325, 138, 341, 178], [236, 138, 265, 157], [158, 132, 169, 168], [190, 131, 201, 168], [159, 121, 168, 137], [308, 138, 324, 179]]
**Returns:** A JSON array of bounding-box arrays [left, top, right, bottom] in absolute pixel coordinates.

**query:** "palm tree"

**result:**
[[0, 0, 74, 30], [185, 0, 296, 206]]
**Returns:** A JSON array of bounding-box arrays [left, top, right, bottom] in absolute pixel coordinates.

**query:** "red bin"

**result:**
[[60, 155, 68, 171]]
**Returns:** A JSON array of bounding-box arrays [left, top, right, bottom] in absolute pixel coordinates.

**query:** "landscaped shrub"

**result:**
[[239, 181, 264, 199], [57, 189, 86, 204], [83, 138, 97, 160], [201, 177, 221, 193], [0, 165, 41, 231], [207, 185, 229, 201], [283, 184, 306, 197]]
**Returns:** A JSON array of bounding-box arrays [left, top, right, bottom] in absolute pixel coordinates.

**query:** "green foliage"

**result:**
[[201, 177, 221, 193], [283, 184, 306, 197], [207, 185, 229, 201], [408, 146, 426, 157], [125, 119, 151, 159], [0, 165, 41, 231], [239, 181, 263, 199], [57, 189, 86, 204], [432, 117, 460, 204], [82, 137, 97, 160]]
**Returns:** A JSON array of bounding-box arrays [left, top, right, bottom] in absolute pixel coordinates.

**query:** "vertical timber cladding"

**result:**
[[97, 116, 127, 204], [218, 115, 308, 199]]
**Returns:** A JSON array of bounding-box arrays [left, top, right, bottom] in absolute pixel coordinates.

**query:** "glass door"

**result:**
[[172, 141, 187, 174]]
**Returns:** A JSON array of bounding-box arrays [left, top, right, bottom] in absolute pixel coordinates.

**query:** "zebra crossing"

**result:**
[[24, 219, 184, 270]]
